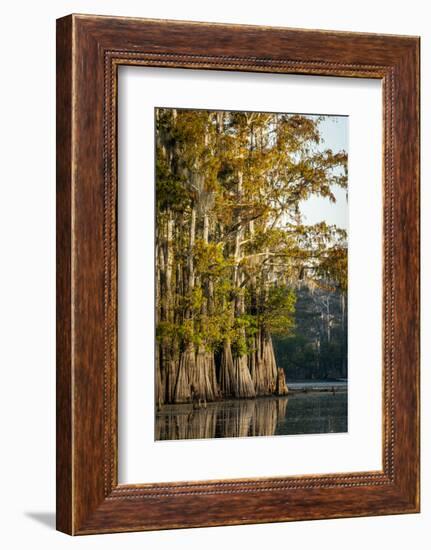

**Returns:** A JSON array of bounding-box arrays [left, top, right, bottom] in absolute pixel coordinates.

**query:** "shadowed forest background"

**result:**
[[155, 107, 348, 414]]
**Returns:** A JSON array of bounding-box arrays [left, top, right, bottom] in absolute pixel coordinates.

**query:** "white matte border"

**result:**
[[118, 66, 382, 484]]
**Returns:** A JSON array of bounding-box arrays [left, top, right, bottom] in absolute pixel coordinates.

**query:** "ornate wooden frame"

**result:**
[[56, 14, 420, 535]]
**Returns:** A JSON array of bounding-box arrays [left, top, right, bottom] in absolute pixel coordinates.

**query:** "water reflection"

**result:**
[[155, 391, 347, 441]]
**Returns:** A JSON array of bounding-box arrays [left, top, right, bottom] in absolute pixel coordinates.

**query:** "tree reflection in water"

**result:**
[[155, 392, 347, 441]]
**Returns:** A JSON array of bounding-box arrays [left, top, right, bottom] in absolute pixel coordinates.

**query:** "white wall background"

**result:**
[[0, 1, 427, 548]]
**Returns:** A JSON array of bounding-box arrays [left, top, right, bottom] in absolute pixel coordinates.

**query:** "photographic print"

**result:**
[[155, 107, 348, 441]]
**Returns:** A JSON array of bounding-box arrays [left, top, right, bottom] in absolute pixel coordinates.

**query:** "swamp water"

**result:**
[[155, 387, 347, 441]]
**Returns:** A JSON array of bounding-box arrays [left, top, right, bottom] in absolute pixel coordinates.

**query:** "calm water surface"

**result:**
[[156, 389, 347, 441]]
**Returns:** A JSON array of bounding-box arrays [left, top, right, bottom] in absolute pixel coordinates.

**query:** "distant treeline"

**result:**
[[273, 285, 347, 381]]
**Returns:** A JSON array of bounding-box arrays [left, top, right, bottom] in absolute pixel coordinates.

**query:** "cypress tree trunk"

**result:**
[[174, 204, 197, 403], [155, 233, 164, 406], [276, 368, 289, 396], [232, 170, 256, 398], [251, 329, 278, 395], [219, 339, 236, 397], [262, 331, 278, 393], [233, 354, 256, 398], [164, 212, 179, 402], [155, 351, 164, 408], [192, 344, 217, 402], [195, 209, 220, 401], [174, 342, 193, 403]]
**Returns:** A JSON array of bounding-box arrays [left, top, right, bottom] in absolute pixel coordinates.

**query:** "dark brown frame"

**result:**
[[56, 14, 420, 535]]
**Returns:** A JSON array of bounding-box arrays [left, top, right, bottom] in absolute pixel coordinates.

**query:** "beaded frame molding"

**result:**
[[56, 14, 420, 535]]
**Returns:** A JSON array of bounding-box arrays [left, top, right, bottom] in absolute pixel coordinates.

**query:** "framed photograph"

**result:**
[[56, 14, 420, 535]]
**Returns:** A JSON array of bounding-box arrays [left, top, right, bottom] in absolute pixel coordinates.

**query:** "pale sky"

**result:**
[[299, 115, 348, 231]]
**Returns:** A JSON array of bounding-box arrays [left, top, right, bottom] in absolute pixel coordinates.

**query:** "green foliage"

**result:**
[[193, 240, 230, 276], [260, 287, 296, 334], [155, 157, 190, 212]]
